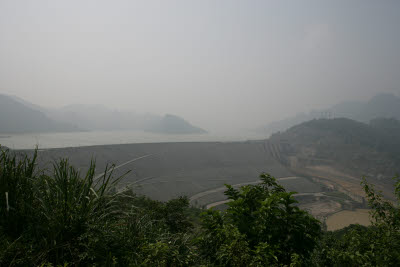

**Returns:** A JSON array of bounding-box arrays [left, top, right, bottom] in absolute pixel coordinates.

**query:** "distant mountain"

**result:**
[[47, 104, 207, 134], [357, 93, 400, 121], [3, 94, 207, 135], [145, 114, 207, 134], [0, 94, 79, 133], [326, 93, 400, 122], [8, 94, 48, 113], [267, 118, 400, 180], [261, 93, 400, 136], [258, 112, 317, 136], [47, 104, 153, 131]]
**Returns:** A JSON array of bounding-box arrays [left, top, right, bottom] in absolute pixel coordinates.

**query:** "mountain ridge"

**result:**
[[268, 117, 400, 182], [260, 93, 400, 136], [0, 94, 79, 134], [0, 94, 207, 134]]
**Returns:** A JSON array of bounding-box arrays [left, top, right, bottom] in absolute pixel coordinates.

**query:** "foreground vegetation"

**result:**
[[1, 148, 399, 266]]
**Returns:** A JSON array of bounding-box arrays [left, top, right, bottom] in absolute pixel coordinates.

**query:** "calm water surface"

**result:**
[[0, 130, 266, 149]]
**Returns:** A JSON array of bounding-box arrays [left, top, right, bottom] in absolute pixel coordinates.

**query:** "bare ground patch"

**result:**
[[299, 200, 342, 221], [326, 209, 371, 231]]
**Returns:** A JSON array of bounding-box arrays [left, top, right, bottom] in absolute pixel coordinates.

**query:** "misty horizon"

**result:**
[[1, 0, 400, 133], [2, 3, 400, 264]]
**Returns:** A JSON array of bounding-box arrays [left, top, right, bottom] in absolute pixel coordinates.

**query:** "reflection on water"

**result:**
[[0, 130, 266, 149]]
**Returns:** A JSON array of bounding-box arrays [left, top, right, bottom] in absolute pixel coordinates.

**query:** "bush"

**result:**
[[198, 173, 322, 266], [0, 149, 196, 266], [313, 176, 400, 266]]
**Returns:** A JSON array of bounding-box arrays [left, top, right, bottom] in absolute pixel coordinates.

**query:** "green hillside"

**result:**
[[262, 93, 400, 135], [267, 118, 400, 202]]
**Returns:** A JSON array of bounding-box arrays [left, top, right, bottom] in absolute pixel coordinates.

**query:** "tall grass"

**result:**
[[0, 148, 197, 266], [35, 159, 126, 264], [0, 148, 38, 238], [0, 148, 127, 265]]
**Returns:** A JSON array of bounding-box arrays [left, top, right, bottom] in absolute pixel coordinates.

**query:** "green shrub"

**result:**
[[313, 176, 400, 266], [198, 173, 322, 266]]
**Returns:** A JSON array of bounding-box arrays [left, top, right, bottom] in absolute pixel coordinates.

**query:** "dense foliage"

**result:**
[[198, 173, 321, 266], [1, 148, 399, 266], [0, 149, 197, 266], [313, 176, 400, 266]]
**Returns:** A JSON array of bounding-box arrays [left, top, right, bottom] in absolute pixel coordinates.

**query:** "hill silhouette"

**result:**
[[145, 114, 207, 134], [0, 94, 78, 133], [1, 94, 207, 135], [261, 93, 400, 135], [268, 117, 400, 182]]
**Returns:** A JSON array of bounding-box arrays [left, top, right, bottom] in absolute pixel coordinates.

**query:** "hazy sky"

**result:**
[[1, 0, 399, 132]]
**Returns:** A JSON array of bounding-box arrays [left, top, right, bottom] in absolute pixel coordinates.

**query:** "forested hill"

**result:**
[[145, 114, 207, 134], [0, 94, 79, 133], [261, 93, 400, 135], [268, 118, 400, 181], [1, 94, 207, 134]]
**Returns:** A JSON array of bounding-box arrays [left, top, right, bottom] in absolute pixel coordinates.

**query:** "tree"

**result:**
[[313, 176, 400, 266], [198, 173, 322, 266]]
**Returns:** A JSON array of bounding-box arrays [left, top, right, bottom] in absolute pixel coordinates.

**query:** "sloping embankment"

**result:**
[[32, 141, 293, 201]]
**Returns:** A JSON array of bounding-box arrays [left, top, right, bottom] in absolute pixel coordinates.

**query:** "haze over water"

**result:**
[[1, 1, 399, 133], [0, 130, 266, 150]]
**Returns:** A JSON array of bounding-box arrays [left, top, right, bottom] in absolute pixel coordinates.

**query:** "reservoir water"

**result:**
[[0, 130, 266, 149]]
